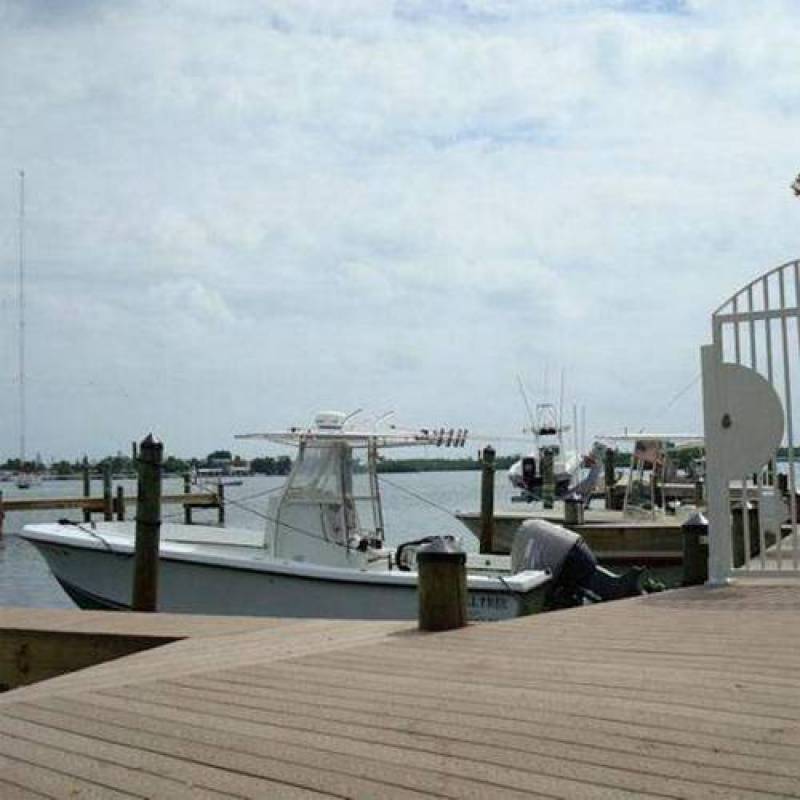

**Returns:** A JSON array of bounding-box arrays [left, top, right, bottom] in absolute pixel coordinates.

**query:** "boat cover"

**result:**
[[510, 519, 581, 580]]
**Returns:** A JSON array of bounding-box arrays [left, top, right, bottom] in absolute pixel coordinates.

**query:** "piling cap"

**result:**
[[682, 510, 708, 530], [138, 433, 164, 462], [565, 492, 583, 503], [417, 537, 466, 565]]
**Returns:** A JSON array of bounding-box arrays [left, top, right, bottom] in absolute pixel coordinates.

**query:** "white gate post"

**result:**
[[701, 343, 733, 584]]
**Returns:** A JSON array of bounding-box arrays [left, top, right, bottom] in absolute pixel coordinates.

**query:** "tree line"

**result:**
[[0, 451, 292, 477]]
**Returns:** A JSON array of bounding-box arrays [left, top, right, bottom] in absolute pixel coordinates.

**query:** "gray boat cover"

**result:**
[[511, 519, 582, 579]]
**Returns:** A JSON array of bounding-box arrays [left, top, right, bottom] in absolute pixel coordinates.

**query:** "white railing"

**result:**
[[703, 259, 800, 582]]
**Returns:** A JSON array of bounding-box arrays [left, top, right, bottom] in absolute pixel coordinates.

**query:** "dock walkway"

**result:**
[[3, 583, 800, 798]]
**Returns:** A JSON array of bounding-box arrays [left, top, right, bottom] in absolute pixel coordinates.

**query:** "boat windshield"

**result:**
[[277, 441, 358, 547], [286, 442, 351, 500]]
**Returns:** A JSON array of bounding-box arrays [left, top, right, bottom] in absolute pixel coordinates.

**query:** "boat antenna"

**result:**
[[373, 410, 395, 428], [516, 375, 536, 432], [581, 404, 586, 457], [17, 169, 26, 470], [342, 408, 363, 427], [572, 403, 578, 455]]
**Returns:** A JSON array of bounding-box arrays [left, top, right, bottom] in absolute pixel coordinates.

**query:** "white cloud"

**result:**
[[1, 0, 799, 456]]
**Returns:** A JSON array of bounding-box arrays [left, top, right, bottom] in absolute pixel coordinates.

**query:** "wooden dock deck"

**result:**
[[3, 583, 800, 798]]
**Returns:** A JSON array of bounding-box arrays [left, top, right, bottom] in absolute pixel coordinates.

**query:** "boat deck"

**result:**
[[3, 583, 800, 798], [457, 507, 686, 564]]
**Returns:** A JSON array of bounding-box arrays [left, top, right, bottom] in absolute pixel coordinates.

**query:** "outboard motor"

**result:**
[[511, 519, 645, 608]]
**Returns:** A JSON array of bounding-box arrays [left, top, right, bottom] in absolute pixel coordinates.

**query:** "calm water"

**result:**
[[0, 470, 521, 609]]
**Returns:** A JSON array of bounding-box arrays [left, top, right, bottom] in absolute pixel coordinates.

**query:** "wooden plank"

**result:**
[[2, 584, 800, 798], [0, 492, 217, 512], [159, 673, 800, 767], [13, 691, 778, 800], [0, 706, 443, 800], [0, 715, 239, 799], [0, 607, 292, 637], [85, 682, 800, 796], [0, 712, 330, 799], [0, 619, 410, 705]]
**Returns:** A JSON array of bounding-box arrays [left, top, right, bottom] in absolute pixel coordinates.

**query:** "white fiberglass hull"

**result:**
[[22, 523, 549, 622]]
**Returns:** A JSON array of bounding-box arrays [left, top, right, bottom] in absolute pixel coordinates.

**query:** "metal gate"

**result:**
[[702, 259, 800, 582]]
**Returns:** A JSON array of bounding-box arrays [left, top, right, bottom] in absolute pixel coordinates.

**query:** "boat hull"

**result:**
[[26, 533, 548, 622]]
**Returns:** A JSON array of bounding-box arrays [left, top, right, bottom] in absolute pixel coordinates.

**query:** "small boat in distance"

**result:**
[[508, 398, 583, 502], [22, 412, 552, 621]]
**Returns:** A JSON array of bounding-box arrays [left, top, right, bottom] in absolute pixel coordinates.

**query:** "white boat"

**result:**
[[15, 473, 36, 490], [508, 399, 583, 502], [22, 412, 551, 621]]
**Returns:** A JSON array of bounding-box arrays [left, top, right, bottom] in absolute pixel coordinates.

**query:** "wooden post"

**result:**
[[541, 449, 555, 510], [82, 459, 91, 523], [116, 485, 125, 521], [183, 473, 193, 525], [0, 490, 4, 538], [102, 464, 113, 521], [604, 447, 617, 488], [417, 541, 467, 631], [730, 502, 760, 568], [217, 481, 225, 525], [479, 446, 495, 554], [564, 496, 584, 526], [682, 511, 708, 586], [131, 441, 138, 461], [132, 434, 163, 613], [694, 479, 704, 506], [604, 447, 616, 509]]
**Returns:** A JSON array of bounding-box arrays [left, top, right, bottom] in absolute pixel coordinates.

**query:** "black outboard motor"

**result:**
[[511, 519, 645, 608]]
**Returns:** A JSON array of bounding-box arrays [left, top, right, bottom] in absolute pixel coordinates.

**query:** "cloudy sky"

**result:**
[[1, 0, 799, 461]]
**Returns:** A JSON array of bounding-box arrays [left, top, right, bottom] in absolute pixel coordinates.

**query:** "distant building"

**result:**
[[199, 457, 251, 477]]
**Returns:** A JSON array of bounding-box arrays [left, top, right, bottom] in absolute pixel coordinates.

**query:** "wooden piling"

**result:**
[[82, 459, 91, 523], [682, 511, 708, 586], [479, 446, 495, 554], [0, 490, 4, 538], [183, 473, 192, 525], [731, 502, 760, 568], [217, 481, 225, 525], [604, 447, 617, 509], [102, 464, 113, 522], [115, 485, 125, 521], [541, 449, 555, 510], [132, 434, 163, 613], [604, 447, 617, 488], [694, 479, 704, 506], [417, 543, 467, 631]]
